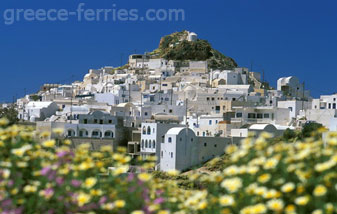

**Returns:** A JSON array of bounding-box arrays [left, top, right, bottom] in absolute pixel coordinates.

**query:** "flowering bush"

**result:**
[[1, 117, 337, 214]]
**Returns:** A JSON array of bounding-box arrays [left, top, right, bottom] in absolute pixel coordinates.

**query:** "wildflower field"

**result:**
[[1, 118, 337, 214]]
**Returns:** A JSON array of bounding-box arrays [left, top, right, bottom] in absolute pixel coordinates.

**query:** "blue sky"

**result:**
[[1, 0, 337, 102]]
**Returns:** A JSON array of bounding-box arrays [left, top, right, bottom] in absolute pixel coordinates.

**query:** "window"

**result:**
[[257, 113, 263, 119], [329, 103, 332, 109], [142, 140, 144, 148], [147, 126, 151, 135], [248, 113, 256, 119], [149, 140, 151, 148], [142, 126, 146, 134], [100, 120, 103, 124], [168, 137, 172, 143], [94, 119, 98, 124], [180, 137, 182, 141], [191, 138, 194, 142], [207, 97, 210, 101], [211, 97, 215, 101], [236, 113, 243, 118], [333, 103, 336, 109], [145, 140, 148, 148], [108, 120, 112, 124], [144, 112, 148, 116], [204, 143, 207, 147], [215, 120, 218, 124], [171, 152, 173, 158], [209, 120, 212, 125], [288, 107, 293, 112], [264, 114, 270, 118], [169, 109, 173, 113], [84, 119, 88, 124], [153, 141, 156, 148]]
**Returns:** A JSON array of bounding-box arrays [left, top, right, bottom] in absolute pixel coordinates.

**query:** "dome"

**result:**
[[184, 85, 196, 100]]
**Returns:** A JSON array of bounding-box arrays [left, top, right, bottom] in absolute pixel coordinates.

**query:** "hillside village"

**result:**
[[13, 30, 337, 172]]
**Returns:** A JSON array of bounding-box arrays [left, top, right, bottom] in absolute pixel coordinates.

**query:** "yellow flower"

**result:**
[[263, 158, 279, 170], [2, 169, 10, 179], [197, 201, 208, 210], [63, 139, 72, 145], [40, 131, 51, 138], [42, 140, 56, 148], [158, 211, 170, 214], [100, 145, 113, 152], [84, 177, 97, 189], [281, 182, 295, 193], [254, 186, 267, 196], [0, 118, 9, 126], [247, 166, 259, 175], [112, 166, 129, 176], [114, 200, 126, 208], [52, 128, 64, 135], [226, 145, 237, 154], [11, 188, 18, 195], [219, 195, 234, 206], [90, 189, 103, 196], [312, 210, 323, 214], [23, 185, 37, 193], [131, 211, 145, 214], [285, 204, 296, 213], [263, 189, 280, 199], [77, 192, 91, 206], [224, 165, 239, 176], [138, 173, 152, 182], [258, 173, 271, 183], [11, 145, 32, 157], [313, 185, 327, 197], [167, 169, 180, 176], [267, 199, 284, 211], [295, 196, 310, 206], [221, 177, 242, 193]]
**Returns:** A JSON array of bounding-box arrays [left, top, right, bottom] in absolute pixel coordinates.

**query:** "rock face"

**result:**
[[150, 30, 238, 70]]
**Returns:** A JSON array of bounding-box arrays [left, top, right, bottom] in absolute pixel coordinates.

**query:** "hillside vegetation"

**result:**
[[149, 30, 238, 70]]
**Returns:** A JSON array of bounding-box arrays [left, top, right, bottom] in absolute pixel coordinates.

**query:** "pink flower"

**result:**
[[56, 177, 64, 185], [71, 179, 81, 187], [41, 167, 51, 176]]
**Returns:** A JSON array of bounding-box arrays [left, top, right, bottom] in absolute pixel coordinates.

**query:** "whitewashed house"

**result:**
[[160, 127, 230, 172], [23, 102, 59, 122]]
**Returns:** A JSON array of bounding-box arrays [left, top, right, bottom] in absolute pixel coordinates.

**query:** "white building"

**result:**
[[160, 127, 230, 172], [277, 76, 309, 98], [21, 102, 59, 122], [277, 100, 311, 120], [140, 122, 184, 164]]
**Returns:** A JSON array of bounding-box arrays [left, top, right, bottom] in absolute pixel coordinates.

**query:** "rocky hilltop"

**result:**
[[148, 30, 238, 70]]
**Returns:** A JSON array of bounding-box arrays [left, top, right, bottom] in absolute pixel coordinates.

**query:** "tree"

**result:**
[[283, 128, 297, 141], [301, 122, 323, 139], [0, 105, 18, 125]]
